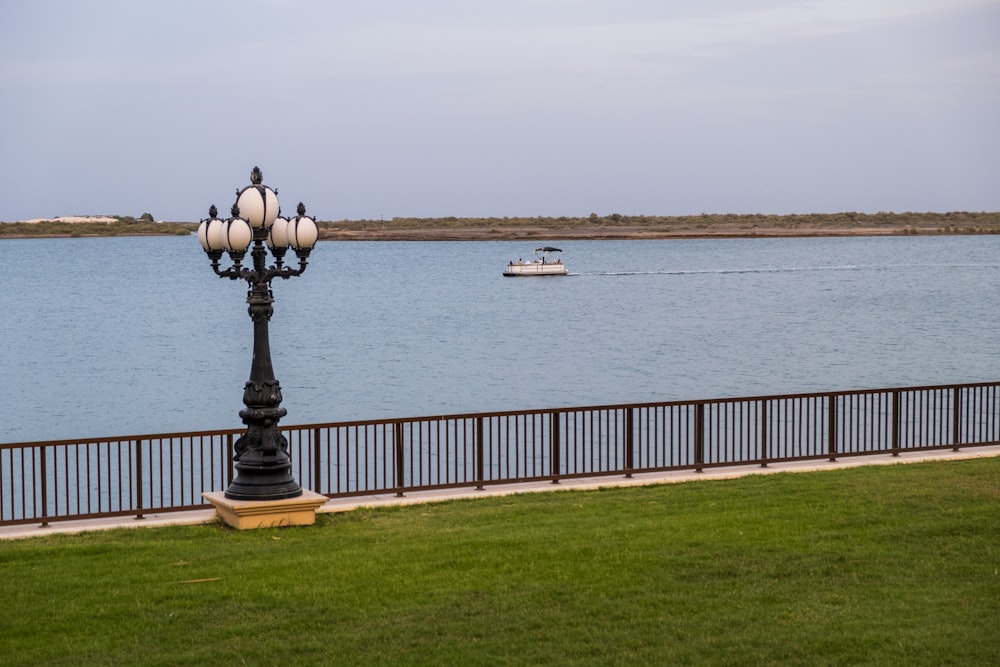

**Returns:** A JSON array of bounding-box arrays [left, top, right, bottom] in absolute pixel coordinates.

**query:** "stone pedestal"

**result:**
[[202, 490, 328, 530]]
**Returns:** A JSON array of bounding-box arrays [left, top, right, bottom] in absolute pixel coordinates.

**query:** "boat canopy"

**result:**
[[534, 247, 562, 253]]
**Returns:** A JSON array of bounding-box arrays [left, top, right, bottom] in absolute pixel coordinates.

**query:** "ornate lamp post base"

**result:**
[[226, 460, 302, 501], [225, 403, 302, 500]]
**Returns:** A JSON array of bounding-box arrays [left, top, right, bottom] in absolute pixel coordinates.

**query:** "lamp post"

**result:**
[[197, 166, 319, 501]]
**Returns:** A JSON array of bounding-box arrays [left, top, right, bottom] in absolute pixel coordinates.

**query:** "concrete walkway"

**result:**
[[3, 445, 998, 541]]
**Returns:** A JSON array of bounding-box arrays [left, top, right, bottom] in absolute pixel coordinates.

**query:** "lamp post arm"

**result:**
[[208, 252, 253, 281], [212, 264, 254, 281], [209, 257, 308, 283], [264, 254, 310, 281]]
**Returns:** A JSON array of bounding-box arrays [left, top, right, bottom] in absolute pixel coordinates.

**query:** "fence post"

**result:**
[[827, 395, 838, 462], [311, 428, 322, 493], [759, 401, 769, 468], [625, 408, 634, 478], [475, 417, 485, 491], [550, 411, 561, 484], [891, 390, 901, 456], [951, 388, 962, 452], [40, 445, 49, 528], [394, 422, 405, 497], [226, 433, 235, 486], [694, 403, 705, 473], [135, 439, 145, 520]]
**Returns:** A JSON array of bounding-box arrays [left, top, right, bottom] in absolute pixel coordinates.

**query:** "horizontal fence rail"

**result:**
[[3, 382, 998, 527]]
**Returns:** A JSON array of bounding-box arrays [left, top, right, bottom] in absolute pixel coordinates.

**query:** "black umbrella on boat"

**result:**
[[534, 247, 562, 253]]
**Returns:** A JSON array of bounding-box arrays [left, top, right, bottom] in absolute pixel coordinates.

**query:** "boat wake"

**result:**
[[569, 263, 994, 277], [570, 265, 863, 277]]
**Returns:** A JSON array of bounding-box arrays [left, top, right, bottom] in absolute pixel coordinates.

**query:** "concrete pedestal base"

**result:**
[[202, 490, 328, 530]]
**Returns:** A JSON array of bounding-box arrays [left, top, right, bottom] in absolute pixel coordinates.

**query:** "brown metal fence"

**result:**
[[3, 382, 998, 527]]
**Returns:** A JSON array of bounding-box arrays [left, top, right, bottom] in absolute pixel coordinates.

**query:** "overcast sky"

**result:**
[[1, 0, 998, 222]]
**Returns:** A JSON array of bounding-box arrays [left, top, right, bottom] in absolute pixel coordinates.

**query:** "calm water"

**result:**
[[2, 234, 997, 443]]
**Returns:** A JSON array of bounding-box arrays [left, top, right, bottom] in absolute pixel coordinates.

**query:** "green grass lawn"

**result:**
[[2, 458, 998, 666]]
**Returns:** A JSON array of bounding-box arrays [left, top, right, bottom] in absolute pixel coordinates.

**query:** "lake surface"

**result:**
[[2, 234, 997, 443]]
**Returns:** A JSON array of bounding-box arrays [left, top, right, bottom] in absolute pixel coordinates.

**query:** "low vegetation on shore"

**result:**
[[3, 210, 998, 241], [318, 210, 1000, 241], [0, 215, 190, 239]]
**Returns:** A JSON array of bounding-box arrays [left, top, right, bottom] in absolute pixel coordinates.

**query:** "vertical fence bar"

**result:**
[[475, 417, 485, 490], [759, 400, 769, 467], [624, 408, 634, 477], [549, 412, 562, 484], [891, 390, 901, 456], [694, 403, 705, 473], [135, 439, 145, 520], [827, 395, 838, 462], [40, 446, 49, 528], [550, 411, 561, 484], [226, 433, 234, 487], [394, 422, 405, 497], [312, 428, 322, 493], [952, 389, 962, 451]]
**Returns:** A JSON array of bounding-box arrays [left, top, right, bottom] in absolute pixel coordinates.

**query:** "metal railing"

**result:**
[[3, 381, 998, 527]]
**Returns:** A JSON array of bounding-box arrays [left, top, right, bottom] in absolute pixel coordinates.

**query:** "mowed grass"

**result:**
[[2, 458, 998, 666]]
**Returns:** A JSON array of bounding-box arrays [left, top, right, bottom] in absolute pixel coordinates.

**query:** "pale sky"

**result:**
[[1, 0, 998, 222]]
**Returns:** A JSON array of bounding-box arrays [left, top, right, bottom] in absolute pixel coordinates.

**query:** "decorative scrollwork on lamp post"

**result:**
[[197, 166, 319, 501]]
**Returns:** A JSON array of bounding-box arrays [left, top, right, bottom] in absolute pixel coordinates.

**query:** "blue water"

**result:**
[[2, 235, 997, 443]]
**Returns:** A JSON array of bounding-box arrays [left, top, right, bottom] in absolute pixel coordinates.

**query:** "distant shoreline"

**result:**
[[315, 211, 1000, 241], [317, 225, 944, 242], [2, 226, 995, 242], [3, 211, 999, 242]]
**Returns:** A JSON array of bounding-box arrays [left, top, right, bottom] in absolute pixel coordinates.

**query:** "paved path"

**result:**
[[3, 445, 998, 541]]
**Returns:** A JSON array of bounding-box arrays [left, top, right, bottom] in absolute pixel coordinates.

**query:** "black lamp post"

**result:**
[[197, 166, 318, 501]]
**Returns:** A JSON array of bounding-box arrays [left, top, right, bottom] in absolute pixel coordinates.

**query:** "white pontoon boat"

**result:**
[[503, 247, 568, 277]]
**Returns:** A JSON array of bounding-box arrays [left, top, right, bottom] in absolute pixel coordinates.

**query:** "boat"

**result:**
[[503, 247, 568, 277]]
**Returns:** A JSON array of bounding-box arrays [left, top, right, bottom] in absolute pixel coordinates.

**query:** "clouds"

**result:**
[[1, 0, 997, 221]]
